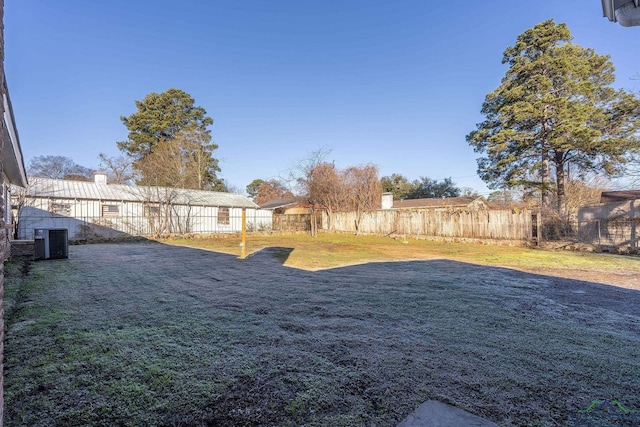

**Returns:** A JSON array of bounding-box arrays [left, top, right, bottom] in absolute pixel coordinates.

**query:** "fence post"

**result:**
[[241, 208, 247, 259], [632, 200, 638, 248], [537, 212, 542, 244], [532, 212, 542, 245]]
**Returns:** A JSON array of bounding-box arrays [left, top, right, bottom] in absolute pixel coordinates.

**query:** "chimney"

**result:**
[[94, 171, 108, 185], [381, 192, 393, 209]]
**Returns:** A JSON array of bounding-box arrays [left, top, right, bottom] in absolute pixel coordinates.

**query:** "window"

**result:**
[[217, 207, 230, 225], [101, 204, 120, 217], [50, 202, 71, 216], [144, 205, 161, 217]]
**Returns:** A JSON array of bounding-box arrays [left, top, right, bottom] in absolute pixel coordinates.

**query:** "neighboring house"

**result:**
[[259, 196, 310, 214], [599, 190, 640, 204], [380, 192, 488, 210], [578, 190, 640, 221], [14, 173, 272, 240], [259, 196, 322, 231], [0, 0, 29, 424], [578, 190, 639, 248]]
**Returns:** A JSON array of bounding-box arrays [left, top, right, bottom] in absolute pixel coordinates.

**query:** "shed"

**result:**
[[14, 174, 273, 239], [259, 196, 323, 231], [577, 190, 640, 248], [259, 196, 310, 214]]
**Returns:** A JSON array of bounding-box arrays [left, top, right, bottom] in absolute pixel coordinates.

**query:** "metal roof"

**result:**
[[22, 178, 259, 208], [600, 190, 640, 203], [259, 196, 308, 209]]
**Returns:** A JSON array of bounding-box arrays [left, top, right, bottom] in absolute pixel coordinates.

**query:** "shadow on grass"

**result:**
[[4, 241, 640, 427], [245, 246, 295, 265]]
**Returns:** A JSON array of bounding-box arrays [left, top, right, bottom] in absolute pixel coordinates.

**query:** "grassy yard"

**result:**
[[161, 233, 640, 288], [3, 237, 640, 426]]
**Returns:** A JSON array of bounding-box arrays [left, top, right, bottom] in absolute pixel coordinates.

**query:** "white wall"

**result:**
[[16, 197, 273, 239]]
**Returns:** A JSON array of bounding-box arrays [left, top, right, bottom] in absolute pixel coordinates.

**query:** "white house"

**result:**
[[380, 192, 489, 210], [2, 2, 30, 422], [14, 173, 272, 240]]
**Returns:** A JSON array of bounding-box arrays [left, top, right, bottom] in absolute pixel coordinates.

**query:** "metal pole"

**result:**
[[631, 200, 637, 248]]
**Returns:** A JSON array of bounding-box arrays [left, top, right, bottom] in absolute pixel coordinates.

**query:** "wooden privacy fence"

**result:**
[[329, 209, 532, 240], [272, 213, 322, 232]]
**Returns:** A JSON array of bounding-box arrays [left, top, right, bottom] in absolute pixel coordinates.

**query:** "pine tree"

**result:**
[[467, 19, 640, 214]]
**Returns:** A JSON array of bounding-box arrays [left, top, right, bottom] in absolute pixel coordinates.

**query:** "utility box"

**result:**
[[34, 228, 69, 260]]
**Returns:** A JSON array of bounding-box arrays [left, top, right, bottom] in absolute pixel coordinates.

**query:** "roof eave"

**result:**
[[602, 0, 617, 20], [602, 0, 640, 25], [2, 81, 28, 187]]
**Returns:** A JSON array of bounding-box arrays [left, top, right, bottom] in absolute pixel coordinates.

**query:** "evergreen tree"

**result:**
[[118, 89, 221, 189], [467, 19, 640, 214]]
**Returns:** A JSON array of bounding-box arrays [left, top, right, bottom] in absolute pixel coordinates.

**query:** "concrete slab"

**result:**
[[398, 400, 499, 427]]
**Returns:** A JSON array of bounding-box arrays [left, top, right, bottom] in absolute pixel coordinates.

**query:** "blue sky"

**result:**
[[5, 1, 638, 195]]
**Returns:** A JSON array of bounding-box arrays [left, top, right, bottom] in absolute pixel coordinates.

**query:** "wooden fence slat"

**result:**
[[328, 209, 531, 240]]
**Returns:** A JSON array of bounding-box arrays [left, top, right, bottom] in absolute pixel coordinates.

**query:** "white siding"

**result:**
[[16, 197, 273, 240]]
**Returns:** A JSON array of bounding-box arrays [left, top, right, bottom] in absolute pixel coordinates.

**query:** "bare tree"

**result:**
[[308, 162, 343, 231], [557, 176, 608, 220], [287, 147, 332, 195], [134, 127, 221, 190], [28, 155, 94, 180], [343, 164, 382, 235], [174, 126, 221, 190], [135, 137, 186, 188], [621, 150, 640, 189], [287, 148, 333, 237], [289, 150, 381, 236], [98, 154, 135, 184], [222, 180, 242, 195], [135, 186, 179, 238], [254, 180, 293, 205]]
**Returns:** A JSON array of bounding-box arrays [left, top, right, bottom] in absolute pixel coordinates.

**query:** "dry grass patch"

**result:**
[[161, 233, 640, 288]]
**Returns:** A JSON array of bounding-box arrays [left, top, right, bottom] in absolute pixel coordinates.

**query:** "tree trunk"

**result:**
[[541, 149, 551, 208], [309, 208, 317, 237], [540, 117, 553, 208], [555, 154, 566, 218]]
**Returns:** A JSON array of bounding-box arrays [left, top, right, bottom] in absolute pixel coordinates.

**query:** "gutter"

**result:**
[[2, 79, 28, 187], [602, 0, 640, 26]]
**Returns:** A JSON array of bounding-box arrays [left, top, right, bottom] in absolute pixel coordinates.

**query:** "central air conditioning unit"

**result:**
[[34, 228, 69, 260]]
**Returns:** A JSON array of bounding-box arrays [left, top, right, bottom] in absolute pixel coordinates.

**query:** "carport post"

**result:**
[[241, 208, 247, 259]]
